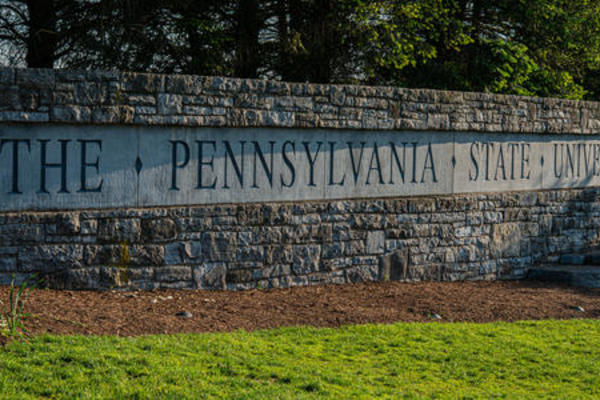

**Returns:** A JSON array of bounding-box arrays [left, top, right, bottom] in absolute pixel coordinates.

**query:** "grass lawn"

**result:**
[[1, 320, 599, 399]]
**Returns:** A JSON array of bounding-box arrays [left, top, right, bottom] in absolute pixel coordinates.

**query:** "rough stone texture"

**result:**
[[0, 67, 599, 134], [2, 67, 600, 289], [0, 188, 598, 290]]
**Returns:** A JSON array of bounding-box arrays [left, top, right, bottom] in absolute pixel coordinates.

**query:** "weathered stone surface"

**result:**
[[345, 265, 381, 283], [366, 231, 385, 255], [0, 255, 15, 272], [121, 72, 163, 93], [490, 223, 521, 258], [381, 250, 409, 281], [155, 266, 192, 282], [202, 232, 237, 261], [142, 218, 177, 241], [16, 69, 55, 89], [164, 241, 202, 264], [2, 66, 600, 134], [98, 219, 141, 243], [18, 245, 84, 272], [56, 213, 80, 235], [193, 262, 227, 289], [292, 245, 321, 275]]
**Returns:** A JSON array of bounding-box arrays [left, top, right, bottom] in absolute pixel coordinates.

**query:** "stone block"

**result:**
[[0, 273, 29, 286], [157, 94, 183, 114], [16, 69, 55, 89], [366, 231, 385, 254], [193, 262, 227, 289], [0, 67, 15, 85], [56, 213, 80, 235], [81, 220, 98, 235], [155, 266, 192, 282], [291, 245, 321, 275], [142, 218, 177, 241], [129, 245, 164, 266], [98, 218, 141, 243], [202, 232, 237, 262], [50, 105, 91, 122], [490, 223, 521, 258], [74, 82, 108, 105], [345, 265, 380, 283], [226, 269, 253, 284], [92, 106, 134, 123], [381, 250, 409, 281], [18, 245, 84, 273], [0, 255, 15, 272], [121, 72, 164, 93], [165, 241, 202, 265]]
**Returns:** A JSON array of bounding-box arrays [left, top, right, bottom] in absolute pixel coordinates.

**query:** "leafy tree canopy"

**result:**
[[1, 0, 599, 100]]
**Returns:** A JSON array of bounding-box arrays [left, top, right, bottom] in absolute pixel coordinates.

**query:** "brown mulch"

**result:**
[[2, 280, 600, 337]]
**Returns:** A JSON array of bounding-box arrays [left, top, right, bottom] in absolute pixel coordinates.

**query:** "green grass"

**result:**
[[1, 320, 599, 399]]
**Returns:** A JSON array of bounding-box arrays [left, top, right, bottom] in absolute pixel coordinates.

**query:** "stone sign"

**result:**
[[1, 123, 600, 211]]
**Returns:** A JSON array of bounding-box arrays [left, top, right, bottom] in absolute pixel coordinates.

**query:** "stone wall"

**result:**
[[2, 67, 600, 134], [1, 67, 600, 289], [2, 189, 598, 289]]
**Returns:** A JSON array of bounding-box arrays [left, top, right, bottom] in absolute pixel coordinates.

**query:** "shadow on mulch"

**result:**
[[1, 280, 599, 337]]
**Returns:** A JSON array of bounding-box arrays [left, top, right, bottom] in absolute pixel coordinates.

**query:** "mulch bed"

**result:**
[[2, 280, 600, 337]]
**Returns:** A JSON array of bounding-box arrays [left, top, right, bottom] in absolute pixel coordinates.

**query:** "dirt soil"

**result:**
[[2, 280, 600, 337]]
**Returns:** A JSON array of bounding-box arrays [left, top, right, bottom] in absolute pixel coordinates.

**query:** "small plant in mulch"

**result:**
[[0, 274, 37, 342]]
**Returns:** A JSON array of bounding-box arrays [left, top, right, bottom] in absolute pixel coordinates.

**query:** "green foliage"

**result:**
[[351, 0, 472, 82], [1, 320, 600, 398], [0, 275, 36, 339]]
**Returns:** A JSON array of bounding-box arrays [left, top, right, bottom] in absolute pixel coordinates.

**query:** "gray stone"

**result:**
[[74, 82, 108, 105], [165, 241, 202, 265], [0, 256, 15, 272], [0, 273, 29, 286], [92, 106, 134, 123], [202, 232, 237, 262], [18, 245, 84, 273], [176, 311, 193, 318], [0, 67, 15, 85], [291, 245, 321, 275], [16, 69, 55, 89], [226, 269, 253, 284], [157, 94, 183, 114], [4, 67, 600, 291], [345, 265, 380, 283], [56, 213, 80, 235], [559, 254, 586, 265], [50, 105, 91, 122], [155, 266, 192, 282], [193, 262, 227, 289], [129, 245, 164, 266], [381, 250, 409, 281], [142, 218, 177, 241], [81, 220, 98, 235], [490, 223, 521, 258], [121, 72, 164, 93], [366, 231, 385, 254], [98, 219, 141, 243]]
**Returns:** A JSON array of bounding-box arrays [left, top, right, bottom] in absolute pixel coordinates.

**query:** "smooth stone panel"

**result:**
[[542, 136, 600, 189], [137, 127, 327, 206], [3, 123, 600, 212], [454, 133, 544, 194], [0, 124, 137, 211]]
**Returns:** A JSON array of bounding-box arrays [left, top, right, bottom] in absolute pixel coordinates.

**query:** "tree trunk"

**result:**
[[234, 0, 261, 78], [25, 0, 57, 68]]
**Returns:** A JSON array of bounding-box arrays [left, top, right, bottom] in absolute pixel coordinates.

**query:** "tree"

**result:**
[[1, 0, 600, 101]]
